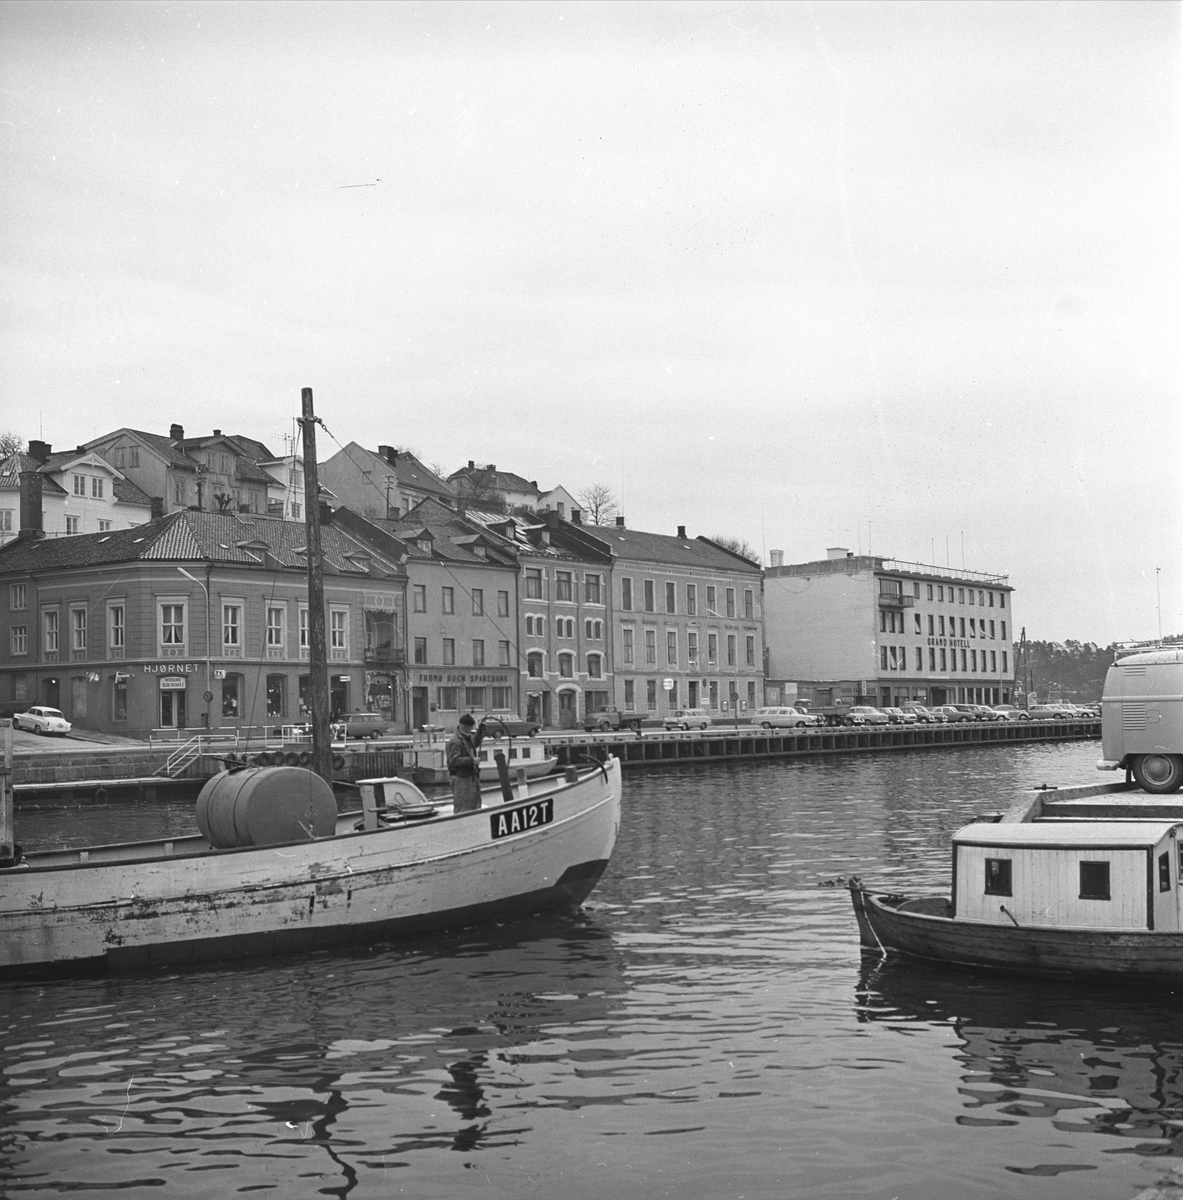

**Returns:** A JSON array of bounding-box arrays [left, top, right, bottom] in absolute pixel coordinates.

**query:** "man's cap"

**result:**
[[459, 713, 476, 726]]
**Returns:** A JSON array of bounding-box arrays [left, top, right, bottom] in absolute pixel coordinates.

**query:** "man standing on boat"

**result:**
[[446, 713, 485, 813]]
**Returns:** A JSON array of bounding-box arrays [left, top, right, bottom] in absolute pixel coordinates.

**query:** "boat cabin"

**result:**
[[953, 821, 1183, 932]]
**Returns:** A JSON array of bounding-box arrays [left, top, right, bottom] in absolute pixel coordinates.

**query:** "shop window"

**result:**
[[222, 674, 241, 718], [266, 674, 286, 718]]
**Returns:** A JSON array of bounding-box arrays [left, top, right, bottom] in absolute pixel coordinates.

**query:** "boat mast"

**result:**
[[299, 387, 333, 784]]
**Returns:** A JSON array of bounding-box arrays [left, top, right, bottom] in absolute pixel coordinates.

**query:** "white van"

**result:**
[[1098, 647, 1183, 793]]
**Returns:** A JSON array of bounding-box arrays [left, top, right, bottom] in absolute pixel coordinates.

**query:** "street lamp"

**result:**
[[177, 567, 213, 730]]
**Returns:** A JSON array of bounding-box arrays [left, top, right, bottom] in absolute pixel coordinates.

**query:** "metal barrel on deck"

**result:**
[[195, 766, 337, 849]]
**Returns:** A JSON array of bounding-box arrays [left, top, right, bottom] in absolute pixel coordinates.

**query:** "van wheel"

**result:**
[[1133, 754, 1183, 794]]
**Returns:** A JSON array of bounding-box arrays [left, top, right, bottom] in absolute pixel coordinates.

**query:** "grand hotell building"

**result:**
[[762, 548, 1015, 711]]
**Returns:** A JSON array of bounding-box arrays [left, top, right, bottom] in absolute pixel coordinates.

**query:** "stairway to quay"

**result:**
[[11, 718, 1100, 804]]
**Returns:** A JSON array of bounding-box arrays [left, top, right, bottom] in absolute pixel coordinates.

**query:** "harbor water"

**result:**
[[4, 741, 1179, 1199]]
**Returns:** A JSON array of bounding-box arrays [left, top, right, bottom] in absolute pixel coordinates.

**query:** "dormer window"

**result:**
[[418, 538, 432, 553], [473, 544, 487, 559]]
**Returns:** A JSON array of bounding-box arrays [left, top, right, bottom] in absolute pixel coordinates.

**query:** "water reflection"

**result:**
[[856, 956, 1183, 1166]]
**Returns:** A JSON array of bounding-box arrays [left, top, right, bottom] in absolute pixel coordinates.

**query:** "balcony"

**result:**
[[364, 645, 406, 666], [878, 593, 915, 608]]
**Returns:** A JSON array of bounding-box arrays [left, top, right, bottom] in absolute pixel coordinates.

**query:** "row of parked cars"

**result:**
[[752, 701, 1099, 728]]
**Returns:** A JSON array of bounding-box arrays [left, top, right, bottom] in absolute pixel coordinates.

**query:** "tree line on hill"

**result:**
[[1014, 636, 1182, 703]]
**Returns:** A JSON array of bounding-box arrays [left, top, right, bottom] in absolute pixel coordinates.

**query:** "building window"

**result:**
[[299, 607, 309, 650], [665, 582, 676, 614], [9, 583, 26, 611], [726, 588, 736, 618], [914, 612, 922, 634], [645, 629, 657, 665], [744, 589, 754, 619], [267, 605, 286, 648], [442, 587, 454, 614], [687, 631, 698, 665], [331, 607, 352, 654], [587, 653, 602, 679], [71, 608, 87, 652], [585, 574, 602, 604], [174, 480, 185, 505], [940, 648, 947, 671], [666, 631, 677, 665], [647, 679, 657, 710], [559, 653, 574, 678], [556, 616, 575, 638], [438, 686, 458, 711], [1002, 651, 1008, 673], [414, 637, 427, 664], [97, 519, 112, 531], [223, 604, 240, 648], [472, 639, 485, 667], [915, 647, 923, 671], [999, 593, 1006, 609], [0, 509, 13, 533], [624, 678, 635, 711], [644, 580, 655, 612], [222, 674, 240, 718], [623, 628, 634, 664], [498, 590, 510, 617], [465, 686, 485, 709], [10, 625, 26, 655], [65, 516, 80, 534], [160, 604, 183, 646], [708, 632, 718, 665], [929, 648, 936, 670], [443, 638, 455, 665], [621, 577, 633, 610], [499, 640, 511, 666], [685, 584, 697, 615], [472, 588, 483, 616], [413, 585, 426, 612], [1000, 620, 1007, 641], [984, 858, 1012, 896], [556, 571, 573, 602], [1079, 861, 1111, 901], [727, 634, 736, 667], [266, 674, 286, 718], [746, 635, 755, 667], [991, 651, 997, 672], [881, 645, 889, 670], [526, 569, 543, 599], [491, 686, 511, 709], [971, 650, 977, 672], [91, 477, 104, 498], [73, 474, 86, 496], [527, 651, 543, 678]]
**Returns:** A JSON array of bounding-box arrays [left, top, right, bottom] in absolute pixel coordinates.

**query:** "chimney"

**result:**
[[770, 549, 784, 568], [487, 464, 496, 473], [571, 508, 581, 524], [170, 424, 184, 442], [467, 460, 475, 469], [27, 440, 51, 464], [18, 468, 44, 539], [212, 428, 221, 436], [677, 525, 686, 539], [826, 547, 850, 560], [319, 500, 334, 526], [547, 510, 560, 531], [615, 515, 625, 527], [150, 496, 165, 519]]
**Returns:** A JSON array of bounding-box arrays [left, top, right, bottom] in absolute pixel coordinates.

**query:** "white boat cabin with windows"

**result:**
[[953, 821, 1183, 932], [476, 738, 558, 781]]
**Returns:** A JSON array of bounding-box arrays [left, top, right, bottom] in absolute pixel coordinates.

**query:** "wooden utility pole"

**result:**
[[300, 388, 333, 785], [0, 719, 13, 865]]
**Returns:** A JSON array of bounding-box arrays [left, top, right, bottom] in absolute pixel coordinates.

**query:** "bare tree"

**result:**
[[710, 534, 760, 564], [0, 431, 25, 458], [578, 483, 617, 526], [452, 466, 507, 511]]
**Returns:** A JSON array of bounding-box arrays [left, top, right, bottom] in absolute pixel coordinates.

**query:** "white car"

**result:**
[[663, 708, 713, 731], [15, 706, 71, 736], [754, 706, 823, 729]]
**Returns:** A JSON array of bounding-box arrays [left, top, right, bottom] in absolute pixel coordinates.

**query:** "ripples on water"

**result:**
[[5, 740, 1177, 1198]]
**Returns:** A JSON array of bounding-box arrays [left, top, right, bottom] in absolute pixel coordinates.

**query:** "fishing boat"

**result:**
[[0, 389, 621, 976], [850, 812, 1183, 986], [476, 737, 558, 783]]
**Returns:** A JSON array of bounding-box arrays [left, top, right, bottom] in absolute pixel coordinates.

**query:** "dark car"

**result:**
[[481, 715, 542, 738], [584, 706, 643, 732], [331, 712, 395, 740]]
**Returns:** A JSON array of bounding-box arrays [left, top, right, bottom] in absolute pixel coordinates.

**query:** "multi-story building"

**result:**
[[607, 521, 765, 721], [319, 444, 456, 521], [763, 547, 1015, 710], [0, 509, 406, 737], [0, 442, 154, 545]]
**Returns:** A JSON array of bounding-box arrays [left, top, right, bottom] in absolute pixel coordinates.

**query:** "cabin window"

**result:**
[[1160, 852, 1172, 893], [1079, 861, 1111, 901], [984, 858, 1012, 896]]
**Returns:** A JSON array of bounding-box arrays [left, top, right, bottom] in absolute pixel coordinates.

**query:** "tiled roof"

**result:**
[[385, 498, 517, 566], [448, 464, 539, 497], [0, 510, 405, 578], [0, 455, 68, 495], [603, 527, 762, 574]]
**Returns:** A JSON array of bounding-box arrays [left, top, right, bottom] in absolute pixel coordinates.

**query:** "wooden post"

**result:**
[[300, 388, 333, 786], [0, 719, 13, 863]]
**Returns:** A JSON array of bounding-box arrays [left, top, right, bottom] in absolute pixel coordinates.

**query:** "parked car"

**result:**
[[14, 706, 71, 736], [901, 703, 942, 723], [846, 706, 889, 726], [881, 707, 918, 725], [663, 707, 713, 731], [482, 715, 542, 738], [992, 704, 1030, 721], [1029, 704, 1067, 720], [931, 705, 974, 723], [584, 706, 644, 733], [968, 704, 1005, 721], [754, 706, 823, 729], [331, 712, 395, 740]]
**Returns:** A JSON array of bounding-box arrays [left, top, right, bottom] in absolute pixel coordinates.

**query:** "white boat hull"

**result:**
[[1, 759, 621, 975]]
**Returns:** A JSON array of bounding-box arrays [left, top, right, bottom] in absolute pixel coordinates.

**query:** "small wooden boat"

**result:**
[[0, 760, 620, 976], [850, 818, 1183, 986], [476, 737, 558, 782]]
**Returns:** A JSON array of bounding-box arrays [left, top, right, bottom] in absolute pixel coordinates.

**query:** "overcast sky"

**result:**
[[2, 1, 1178, 645]]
